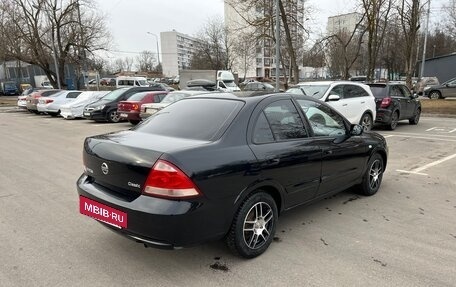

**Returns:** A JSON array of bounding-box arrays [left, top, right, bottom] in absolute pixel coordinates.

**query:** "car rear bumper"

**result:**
[[375, 108, 393, 124], [118, 111, 140, 121], [77, 174, 228, 248]]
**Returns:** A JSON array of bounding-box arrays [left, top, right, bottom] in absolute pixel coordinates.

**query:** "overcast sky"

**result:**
[[95, 0, 446, 61]]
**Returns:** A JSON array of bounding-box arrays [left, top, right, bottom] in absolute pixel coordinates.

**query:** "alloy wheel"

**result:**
[[243, 202, 274, 250], [369, 159, 383, 191], [109, 111, 120, 123], [361, 114, 372, 131]]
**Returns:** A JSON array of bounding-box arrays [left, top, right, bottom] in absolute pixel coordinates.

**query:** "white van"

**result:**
[[116, 77, 149, 88]]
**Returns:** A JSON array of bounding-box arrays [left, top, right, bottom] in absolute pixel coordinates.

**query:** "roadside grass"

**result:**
[[421, 99, 456, 115], [0, 97, 17, 107]]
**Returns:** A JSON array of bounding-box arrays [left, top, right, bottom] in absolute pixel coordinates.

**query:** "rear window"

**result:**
[[368, 85, 387, 98], [136, 98, 244, 141], [102, 88, 129, 100], [127, 92, 149, 101]]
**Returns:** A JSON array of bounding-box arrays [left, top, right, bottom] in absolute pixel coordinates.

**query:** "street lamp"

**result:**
[[146, 32, 160, 65], [33, 4, 61, 89]]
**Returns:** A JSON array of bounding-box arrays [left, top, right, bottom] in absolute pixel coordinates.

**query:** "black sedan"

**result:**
[[367, 83, 421, 130], [77, 93, 388, 258], [83, 86, 165, 123]]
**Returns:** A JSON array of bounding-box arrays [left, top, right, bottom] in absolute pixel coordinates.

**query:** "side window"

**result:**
[[262, 100, 308, 141], [399, 85, 411, 98], [392, 86, 405, 97], [344, 85, 368, 98], [67, 92, 80, 99], [329, 85, 343, 98], [296, 99, 347, 137], [253, 112, 275, 144]]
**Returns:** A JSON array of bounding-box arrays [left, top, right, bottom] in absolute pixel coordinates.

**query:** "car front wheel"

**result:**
[[226, 192, 278, 258], [108, 110, 120, 123], [358, 153, 384, 196]]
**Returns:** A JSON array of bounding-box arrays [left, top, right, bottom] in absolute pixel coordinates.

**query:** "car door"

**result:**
[[391, 85, 412, 119], [295, 99, 368, 197], [398, 85, 417, 117], [248, 99, 322, 208], [326, 84, 365, 124], [441, 79, 456, 98]]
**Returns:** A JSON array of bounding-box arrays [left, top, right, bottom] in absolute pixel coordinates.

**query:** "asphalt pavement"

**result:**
[[0, 111, 455, 287]]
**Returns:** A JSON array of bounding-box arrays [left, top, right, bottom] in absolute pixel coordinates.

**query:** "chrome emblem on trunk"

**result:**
[[101, 162, 109, 175]]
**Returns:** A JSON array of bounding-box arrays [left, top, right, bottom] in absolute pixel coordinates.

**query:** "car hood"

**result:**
[[85, 99, 111, 108]]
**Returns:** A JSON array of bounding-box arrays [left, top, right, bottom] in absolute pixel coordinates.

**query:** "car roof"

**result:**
[[186, 92, 317, 106]]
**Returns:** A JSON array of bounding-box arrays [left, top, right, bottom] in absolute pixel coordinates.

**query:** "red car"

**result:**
[[118, 91, 168, 124]]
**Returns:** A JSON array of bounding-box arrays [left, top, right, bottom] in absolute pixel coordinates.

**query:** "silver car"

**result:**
[[60, 91, 109, 119], [37, 90, 82, 116], [139, 90, 208, 120]]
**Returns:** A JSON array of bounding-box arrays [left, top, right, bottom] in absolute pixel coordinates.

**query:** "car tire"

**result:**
[[226, 192, 278, 259], [360, 113, 373, 131], [108, 110, 120, 123], [429, 91, 441, 99], [129, 120, 140, 125], [387, 110, 399, 130], [358, 153, 384, 196], [409, 108, 421, 125], [49, 111, 59, 117]]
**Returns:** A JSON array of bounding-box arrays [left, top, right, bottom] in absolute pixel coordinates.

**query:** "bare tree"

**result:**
[[136, 50, 156, 72], [0, 0, 110, 88], [445, 0, 456, 41], [361, 0, 392, 81], [226, 0, 309, 84], [124, 57, 134, 71], [113, 58, 124, 72], [191, 17, 232, 70], [397, 0, 422, 88], [324, 13, 367, 79]]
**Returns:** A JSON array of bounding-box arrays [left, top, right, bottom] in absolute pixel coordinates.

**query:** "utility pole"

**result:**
[[147, 32, 160, 66], [275, 0, 280, 92], [419, 0, 431, 79], [77, 0, 87, 89]]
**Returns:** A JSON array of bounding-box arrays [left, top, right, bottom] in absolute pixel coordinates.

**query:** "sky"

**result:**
[[95, 0, 448, 61]]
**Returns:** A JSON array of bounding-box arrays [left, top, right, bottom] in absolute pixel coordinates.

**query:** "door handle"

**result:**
[[266, 158, 280, 165], [360, 101, 365, 104], [342, 104, 348, 106]]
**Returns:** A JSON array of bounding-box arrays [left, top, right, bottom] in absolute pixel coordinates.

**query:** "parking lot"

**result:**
[[1, 110, 455, 287]]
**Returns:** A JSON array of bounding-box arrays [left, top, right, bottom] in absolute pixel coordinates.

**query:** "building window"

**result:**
[[264, 58, 270, 67]]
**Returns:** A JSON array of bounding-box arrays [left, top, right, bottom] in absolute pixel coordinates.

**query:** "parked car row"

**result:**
[[287, 81, 421, 131]]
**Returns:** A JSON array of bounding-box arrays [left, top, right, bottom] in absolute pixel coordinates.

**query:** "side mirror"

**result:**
[[328, 94, 340, 101], [350, 124, 364, 136]]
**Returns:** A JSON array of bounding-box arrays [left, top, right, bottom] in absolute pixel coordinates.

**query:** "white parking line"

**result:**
[[381, 133, 456, 142], [397, 153, 456, 176]]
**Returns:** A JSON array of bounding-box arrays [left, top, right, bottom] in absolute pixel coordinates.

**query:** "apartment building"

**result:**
[[160, 30, 199, 77], [225, 0, 306, 80], [327, 12, 363, 36]]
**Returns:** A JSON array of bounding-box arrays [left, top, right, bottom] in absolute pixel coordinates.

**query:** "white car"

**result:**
[[287, 81, 376, 130], [60, 91, 109, 119], [37, 90, 82, 116]]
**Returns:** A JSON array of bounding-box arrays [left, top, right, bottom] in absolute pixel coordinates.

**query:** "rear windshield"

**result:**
[[136, 98, 244, 141], [368, 85, 387, 98], [102, 88, 129, 100], [127, 91, 149, 101], [161, 93, 188, 104]]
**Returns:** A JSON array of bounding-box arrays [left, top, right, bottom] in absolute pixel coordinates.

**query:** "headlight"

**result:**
[[94, 105, 105, 111], [424, 86, 431, 91]]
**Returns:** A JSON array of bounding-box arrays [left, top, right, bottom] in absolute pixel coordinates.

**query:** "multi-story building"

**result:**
[[160, 30, 199, 77], [327, 12, 363, 36], [225, 0, 306, 80]]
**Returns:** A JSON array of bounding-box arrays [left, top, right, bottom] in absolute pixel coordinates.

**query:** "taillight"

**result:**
[[45, 99, 53, 104], [143, 160, 200, 199], [380, 97, 392, 108], [132, 104, 139, 111]]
